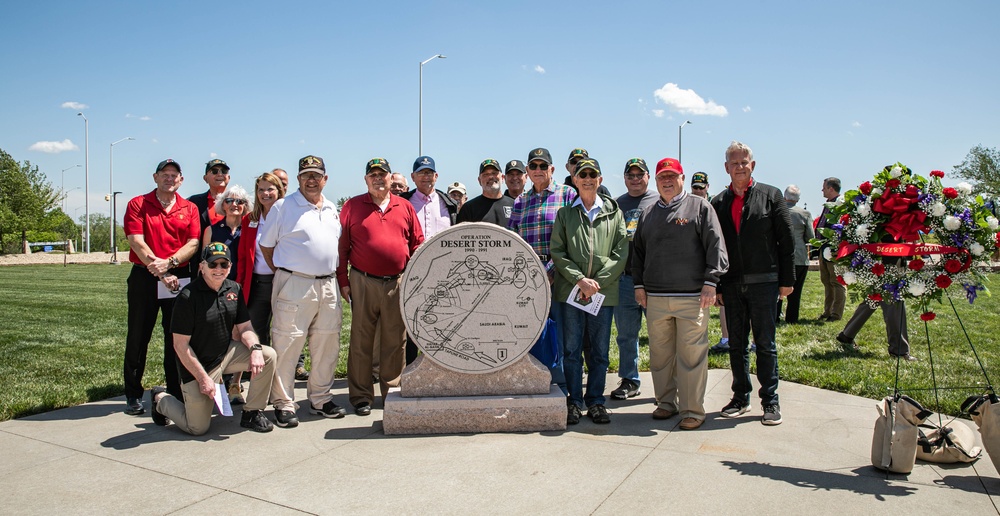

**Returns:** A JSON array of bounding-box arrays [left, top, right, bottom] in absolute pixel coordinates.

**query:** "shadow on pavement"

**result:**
[[720, 461, 918, 501]]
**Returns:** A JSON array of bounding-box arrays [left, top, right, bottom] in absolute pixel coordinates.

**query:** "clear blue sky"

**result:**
[[3, 1, 998, 224]]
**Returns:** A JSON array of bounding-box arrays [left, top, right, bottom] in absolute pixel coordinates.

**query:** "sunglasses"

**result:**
[[207, 260, 231, 269], [692, 185, 707, 190], [209, 168, 228, 175], [625, 173, 646, 180], [569, 159, 582, 166], [527, 162, 550, 171], [224, 198, 247, 205], [576, 170, 600, 179]]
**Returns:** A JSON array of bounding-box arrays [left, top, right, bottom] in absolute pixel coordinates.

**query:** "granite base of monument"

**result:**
[[400, 354, 551, 397], [382, 386, 567, 435]]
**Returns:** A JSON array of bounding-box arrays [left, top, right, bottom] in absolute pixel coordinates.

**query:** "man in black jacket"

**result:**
[[710, 141, 795, 426]]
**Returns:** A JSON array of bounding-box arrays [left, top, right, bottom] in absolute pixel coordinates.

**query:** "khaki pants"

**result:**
[[819, 258, 846, 319], [158, 342, 276, 436], [347, 272, 405, 407], [647, 296, 709, 420], [269, 269, 343, 411]]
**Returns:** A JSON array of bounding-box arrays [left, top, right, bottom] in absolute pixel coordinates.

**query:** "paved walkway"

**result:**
[[2, 370, 997, 515]]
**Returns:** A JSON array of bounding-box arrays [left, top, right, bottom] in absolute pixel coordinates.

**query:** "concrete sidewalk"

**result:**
[[2, 370, 998, 515]]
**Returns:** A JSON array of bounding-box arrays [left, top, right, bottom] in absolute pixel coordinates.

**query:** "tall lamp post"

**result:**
[[109, 191, 123, 264], [61, 164, 81, 211], [109, 137, 134, 260], [678, 120, 692, 164], [419, 54, 446, 155], [77, 112, 90, 253]]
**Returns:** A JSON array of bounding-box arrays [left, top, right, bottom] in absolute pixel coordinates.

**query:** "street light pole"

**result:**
[[78, 112, 90, 253], [109, 137, 134, 258], [678, 120, 692, 164], [419, 54, 446, 155], [111, 191, 123, 264], [61, 164, 81, 211]]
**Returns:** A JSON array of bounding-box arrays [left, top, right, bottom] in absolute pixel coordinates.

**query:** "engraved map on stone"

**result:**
[[401, 223, 550, 374]]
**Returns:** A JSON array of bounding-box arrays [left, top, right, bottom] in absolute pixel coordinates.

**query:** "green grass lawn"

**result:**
[[1, 264, 997, 420]]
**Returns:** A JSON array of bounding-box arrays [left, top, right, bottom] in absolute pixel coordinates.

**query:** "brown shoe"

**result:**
[[652, 407, 677, 420], [679, 417, 704, 430]]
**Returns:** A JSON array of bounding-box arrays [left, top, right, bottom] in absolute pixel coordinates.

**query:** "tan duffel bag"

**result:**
[[916, 419, 982, 463]]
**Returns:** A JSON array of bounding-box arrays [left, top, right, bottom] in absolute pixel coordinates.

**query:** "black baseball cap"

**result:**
[[366, 158, 391, 174], [479, 159, 501, 174], [623, 157, 648, 175], [576, 158, 601, 175], [527, 148, 552, 165], [568, 148, 589, 163], [205, 159, 230, 173], [505, 160, 526, 174], [201, 242, 232, 264], [156, 159, 181, 173]]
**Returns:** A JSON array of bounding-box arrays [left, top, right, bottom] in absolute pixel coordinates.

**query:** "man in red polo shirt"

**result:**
[[337, 158, 424, 416], [122, 159, 201, 416]]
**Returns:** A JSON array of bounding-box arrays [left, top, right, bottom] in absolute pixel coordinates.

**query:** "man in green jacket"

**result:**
[[551, 158, 628, 425]]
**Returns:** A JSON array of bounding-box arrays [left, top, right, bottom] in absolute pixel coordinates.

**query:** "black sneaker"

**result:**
[[125, 397, 145, 416], [149, 387, 168, 426], [354, 403, 372, 416], [240, 409, 274, 432], [587, 404, 611, 424], [610, 379, 640, 400], [310, 401, 347, 419], [720, 398, 750, 418], [274, 409, 299, 428], [567, 403, 582, 425], [295, 367, 310, 381], [836, 333, 859, 350], [762, 404, 783, 426]]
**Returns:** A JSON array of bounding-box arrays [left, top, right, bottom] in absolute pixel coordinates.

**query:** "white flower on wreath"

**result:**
[[931, 202, 947, 217], [822, 247, 833, 261], [907, 280, 927, 296], [987, 216, 999, 231], [857, 202, 871, 217], [957, 182, 973, 195], [842, 271, 857, 285], [971, 242, 986, 256], [872, 187, 883, 197], [854, 224, 870, 239], [890, 166, 903, 178], [944, 216, 961, 231]]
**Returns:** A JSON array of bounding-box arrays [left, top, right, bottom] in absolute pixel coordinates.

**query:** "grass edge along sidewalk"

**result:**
[[0, 263, 997, 421]]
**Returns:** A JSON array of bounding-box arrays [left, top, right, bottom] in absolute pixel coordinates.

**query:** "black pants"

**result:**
[[124, 265, 186, 400], [777, 265, 809, 323], [247, 273, 306, 369], [841, 300, 910, 357]]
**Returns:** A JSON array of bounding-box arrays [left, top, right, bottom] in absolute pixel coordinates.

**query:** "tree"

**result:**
[[0, 148, 59, 253], [953, 145, 1000, 200], [78, 213, 126, 253]]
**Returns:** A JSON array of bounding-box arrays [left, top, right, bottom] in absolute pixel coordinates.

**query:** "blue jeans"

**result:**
[[613, 274, 643, 384], [720, 282, 780, 406], [561, 303, 613, 409], [548, 300, 567, 394]]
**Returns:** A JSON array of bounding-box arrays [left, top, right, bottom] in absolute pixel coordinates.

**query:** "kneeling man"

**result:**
[[151, 242, 277, 434]]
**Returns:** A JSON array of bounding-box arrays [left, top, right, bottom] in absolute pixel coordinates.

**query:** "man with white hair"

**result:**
[[776, 185, 814, 324]]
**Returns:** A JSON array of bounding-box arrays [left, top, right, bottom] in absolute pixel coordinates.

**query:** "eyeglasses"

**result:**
[[207, 260, 231, 269], [576, 170, 600, 179], [300, 172, 324, 181], [209, 168, 228, 175], [625, 173, 646, 180], [224, 198, 247, 205], [527, 162, 550, 171]]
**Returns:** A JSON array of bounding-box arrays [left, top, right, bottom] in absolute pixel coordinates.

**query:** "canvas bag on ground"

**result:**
[[963, 394, 1000, 472], [916, 418, 982, 463], [871, 395, 931, 474]]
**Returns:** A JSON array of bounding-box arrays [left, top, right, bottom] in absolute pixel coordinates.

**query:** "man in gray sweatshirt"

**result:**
[[632, 158, 728, 430]]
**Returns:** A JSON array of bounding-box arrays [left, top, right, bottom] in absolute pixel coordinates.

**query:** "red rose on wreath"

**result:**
[[935, 275, 952, 289], [859, 181, 873, 195], [943, 187, 958, 199], [944, 259, 963, 274], [836, 275, 846, 286], [908, 259, 925, 271], [930, 170, 944, 178], [840, 214, 850, 224], [886, 178, 901, 189], [920, 312, 936, 321], [868, 293, 883, 302], [904, 185, 919, 198], [871, 263, 885, 276]]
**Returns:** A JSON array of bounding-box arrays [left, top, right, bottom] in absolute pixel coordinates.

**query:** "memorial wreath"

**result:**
[[816, 163, 1000, 319]]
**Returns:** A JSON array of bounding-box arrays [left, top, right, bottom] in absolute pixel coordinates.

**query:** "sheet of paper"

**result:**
[[214, 382, 233, 416], [157, 277, 191, 299], [567, 284, 605, 316]]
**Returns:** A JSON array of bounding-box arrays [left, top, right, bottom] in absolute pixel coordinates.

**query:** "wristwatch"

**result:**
[[251, 344, 263, 351], [168, 256, 179, 268]]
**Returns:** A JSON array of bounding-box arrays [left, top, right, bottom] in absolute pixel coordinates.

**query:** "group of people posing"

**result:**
[[120, 140, 804, 435]]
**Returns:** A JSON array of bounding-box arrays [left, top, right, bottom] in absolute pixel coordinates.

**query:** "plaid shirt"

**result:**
[[507, 181, 578, 273]]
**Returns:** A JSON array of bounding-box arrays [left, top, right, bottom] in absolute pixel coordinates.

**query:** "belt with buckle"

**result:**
[[537, 254, 551, 262], [277, 267, 334, 280], [353, 268, 401, 281]]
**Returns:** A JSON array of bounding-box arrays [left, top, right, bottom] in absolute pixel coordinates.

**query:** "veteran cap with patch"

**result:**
[[655, 158, 684, 176], [447, 182, 466, 196], [505, 160, 526, 174], [527, 148, 552, 165], [567, 148, 589, 163], [413, 156, 436, 173], [691, 171, 709, 187], [201, 241, 232, 264], [155, 159, 181, 173], [298, 155, 326, 176], [204, 159, 230, 173], [366, 157, 391, 175], [575, 158, 601, 175], [479, 159, 501, 174], [623, 157, 649, 175]]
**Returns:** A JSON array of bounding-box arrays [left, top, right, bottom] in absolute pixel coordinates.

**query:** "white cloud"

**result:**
[[653, 83, 728, 117], [743, 106, 751, 113], [534, 65, 545, 74], [652, 109, 665, 118], [151, 138, 159, 144], [127, 113, 152, 121], [209, 152, 218, 158], [140, 116, 151, 121], [852, 121, 862, 127], [61, 101, 88, 110], [29, 139, 79, 153], [126, 113, 135, 118]]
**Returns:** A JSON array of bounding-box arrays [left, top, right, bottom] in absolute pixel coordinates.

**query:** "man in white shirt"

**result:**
[[259, 155, 346, 428], [401, 155, 457, 238]]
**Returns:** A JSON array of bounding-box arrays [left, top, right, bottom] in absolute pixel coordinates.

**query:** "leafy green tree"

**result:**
[[953, 145, 1000, 199], [78, 213, 126, 253], [0, 148, 59, 252]]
